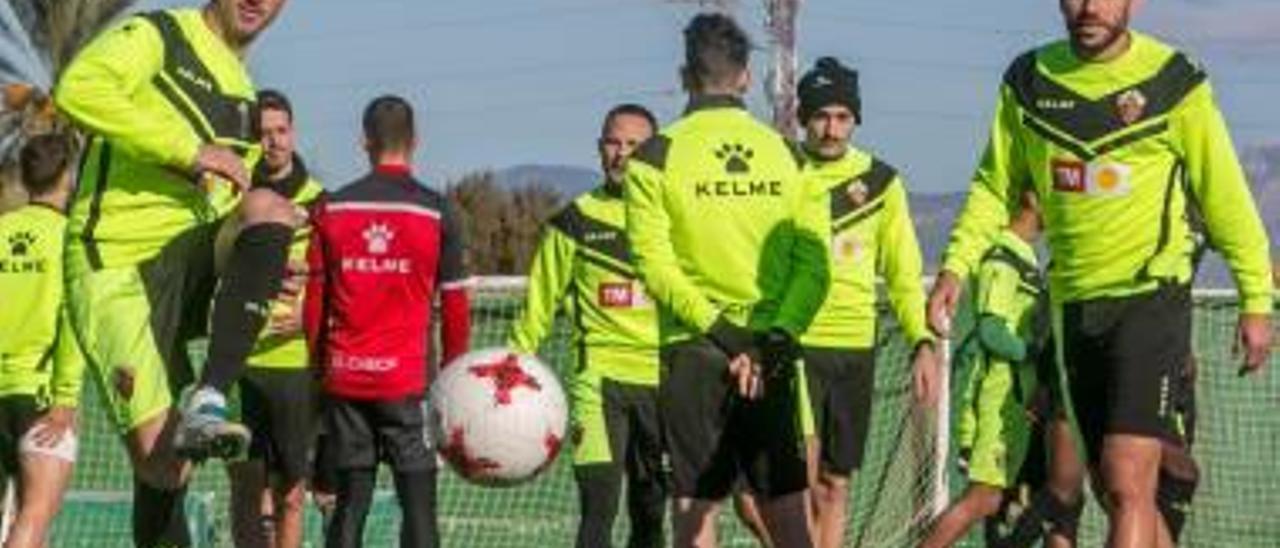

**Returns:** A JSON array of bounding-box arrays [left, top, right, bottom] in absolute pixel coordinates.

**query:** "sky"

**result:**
[[137, 0, 1280, 193]]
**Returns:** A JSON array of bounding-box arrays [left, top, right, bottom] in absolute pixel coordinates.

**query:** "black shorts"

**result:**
[[0, 395, 42, 476], [323, 396, 433, 473], [575, 379, 665, 487], [1060, 285, 1191, 464], [802, 347, 875, 475], [659, 338, 807, 500], [241, 368, 318, 481]]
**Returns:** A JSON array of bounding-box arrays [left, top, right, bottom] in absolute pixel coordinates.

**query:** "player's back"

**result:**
[[310, 167, 456, 400], [0, 205, 66, 381], [627, 96, 817, 337]]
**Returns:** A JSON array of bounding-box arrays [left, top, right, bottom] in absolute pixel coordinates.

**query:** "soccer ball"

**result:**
[[430, 348, 568, 487]]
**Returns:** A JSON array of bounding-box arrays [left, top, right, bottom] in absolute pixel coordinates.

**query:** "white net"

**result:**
[[37, 280, 1278, 546]]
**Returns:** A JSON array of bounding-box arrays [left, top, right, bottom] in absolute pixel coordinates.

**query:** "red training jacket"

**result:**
[[304, 164, 470, 401]]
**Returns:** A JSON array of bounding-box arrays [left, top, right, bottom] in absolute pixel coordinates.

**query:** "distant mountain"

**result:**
[[493, 164, 600, 201], [492, 145, 1280, 286]]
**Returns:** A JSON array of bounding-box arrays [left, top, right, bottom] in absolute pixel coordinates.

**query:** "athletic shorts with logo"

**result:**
[[1058, 284, 1191, 464], [801, 347, 876, 476], [659, 338, 807, 499], [240, 367, 318, 481], [66, 221, 221, 433]]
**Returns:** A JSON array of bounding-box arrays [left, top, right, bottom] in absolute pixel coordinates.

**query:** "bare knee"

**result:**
[[277, 481, 307, 515], [967, 485, 1004, 518], [238, 188, 299, 228], [815, 472, 849, 504], [1101, 435, 1161, 508], [127, 414, 189, 489]]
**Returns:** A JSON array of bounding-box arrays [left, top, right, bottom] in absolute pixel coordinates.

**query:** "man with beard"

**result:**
[[927, 1, 1271, 546]]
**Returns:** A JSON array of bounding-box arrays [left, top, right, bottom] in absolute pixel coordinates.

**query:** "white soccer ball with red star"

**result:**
[[430, 348, 568, 486]]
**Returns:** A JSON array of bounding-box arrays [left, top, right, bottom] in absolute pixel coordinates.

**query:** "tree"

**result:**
[[1, 0, 136, 212], [446, 171, 564, 275]]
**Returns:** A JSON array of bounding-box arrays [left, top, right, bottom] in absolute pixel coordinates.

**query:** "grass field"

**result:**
[[35, 290, 1280, 547]]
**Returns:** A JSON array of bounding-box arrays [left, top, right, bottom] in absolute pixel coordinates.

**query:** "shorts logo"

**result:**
[[599, 282, 635, 308], [1052, 159, 1086, 193]]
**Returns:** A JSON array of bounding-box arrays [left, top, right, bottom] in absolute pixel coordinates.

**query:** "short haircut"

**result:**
[[257, 88, 293, 121], [601, 103, 658, 136], [683, 13, 752, 90], [362, 95, 415, 154], [19, 134, 73, 197]]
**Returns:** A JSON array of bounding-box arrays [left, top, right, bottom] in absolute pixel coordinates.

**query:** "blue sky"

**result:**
[[137, 0, 1280, 193]]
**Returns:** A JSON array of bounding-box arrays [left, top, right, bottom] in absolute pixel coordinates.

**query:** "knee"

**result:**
[[239, 188, 299, 228], [815, 473, 849, 503], [971, 488, 1004, 518], [278, 484, 307, 515]]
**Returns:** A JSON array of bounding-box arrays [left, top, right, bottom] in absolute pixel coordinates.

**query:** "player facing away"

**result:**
[[921, 191, 1044, 548], [927, 1, 1273, 547], [624, 13, 832, 548], [54, 1, 294, 545], [303, 95, 470, 548], [792, 56, 940, 548], [224, 89, 325, 548], [0, 135, 86, 548], [509, 104, 667, 548]]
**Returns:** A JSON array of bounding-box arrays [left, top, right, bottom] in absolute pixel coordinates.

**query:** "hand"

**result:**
[[911, 342, 941, 408], [728, 354, 763, 400], [266, 262, 307, 336], [30, 405, 76, 448], [927, 271, 963, 336], [193, 144, 249, 192], [1233, 313, 1271, 376]]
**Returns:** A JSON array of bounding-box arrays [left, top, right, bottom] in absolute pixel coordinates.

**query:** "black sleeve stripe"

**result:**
[[630, 134, 671, 170], [438, 200, 468, 282], [547, 203, 582, 239]]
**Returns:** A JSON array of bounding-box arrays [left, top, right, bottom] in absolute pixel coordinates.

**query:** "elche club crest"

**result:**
[[846, 178, 869, 206], [1115, 88, 1147, 126]]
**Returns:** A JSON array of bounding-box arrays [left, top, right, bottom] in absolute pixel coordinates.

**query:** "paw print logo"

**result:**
[[714, 143, 754, 174], [362, 223, 395, 255], [8, 231, 35, 257]]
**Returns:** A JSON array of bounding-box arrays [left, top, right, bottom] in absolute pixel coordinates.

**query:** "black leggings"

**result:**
[[575, 464, 666, 548], [326, 468, 438, 548]]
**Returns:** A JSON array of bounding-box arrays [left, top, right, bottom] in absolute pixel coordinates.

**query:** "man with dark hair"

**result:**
[[927, 1, 1272, 546], [625, 13, 829, 547], [224, 88, 325, 548], [55, 1, 293, 544], [510, 103, 667, 548], [0, 134, 86, 548], [792, 56, 938, 548], [304, 95, 470, 548]]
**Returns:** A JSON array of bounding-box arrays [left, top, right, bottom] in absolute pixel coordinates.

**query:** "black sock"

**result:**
[[574, 465, 622, 548], [133, 480, 191, 548], [394, 468, 440, 548], [328, 468, 376, 548], [986, 489, 1080, 548], [201, 222, 293, 393]]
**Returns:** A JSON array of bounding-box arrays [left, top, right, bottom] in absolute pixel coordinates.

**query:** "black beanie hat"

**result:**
[[798, 57, 861, 123]]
